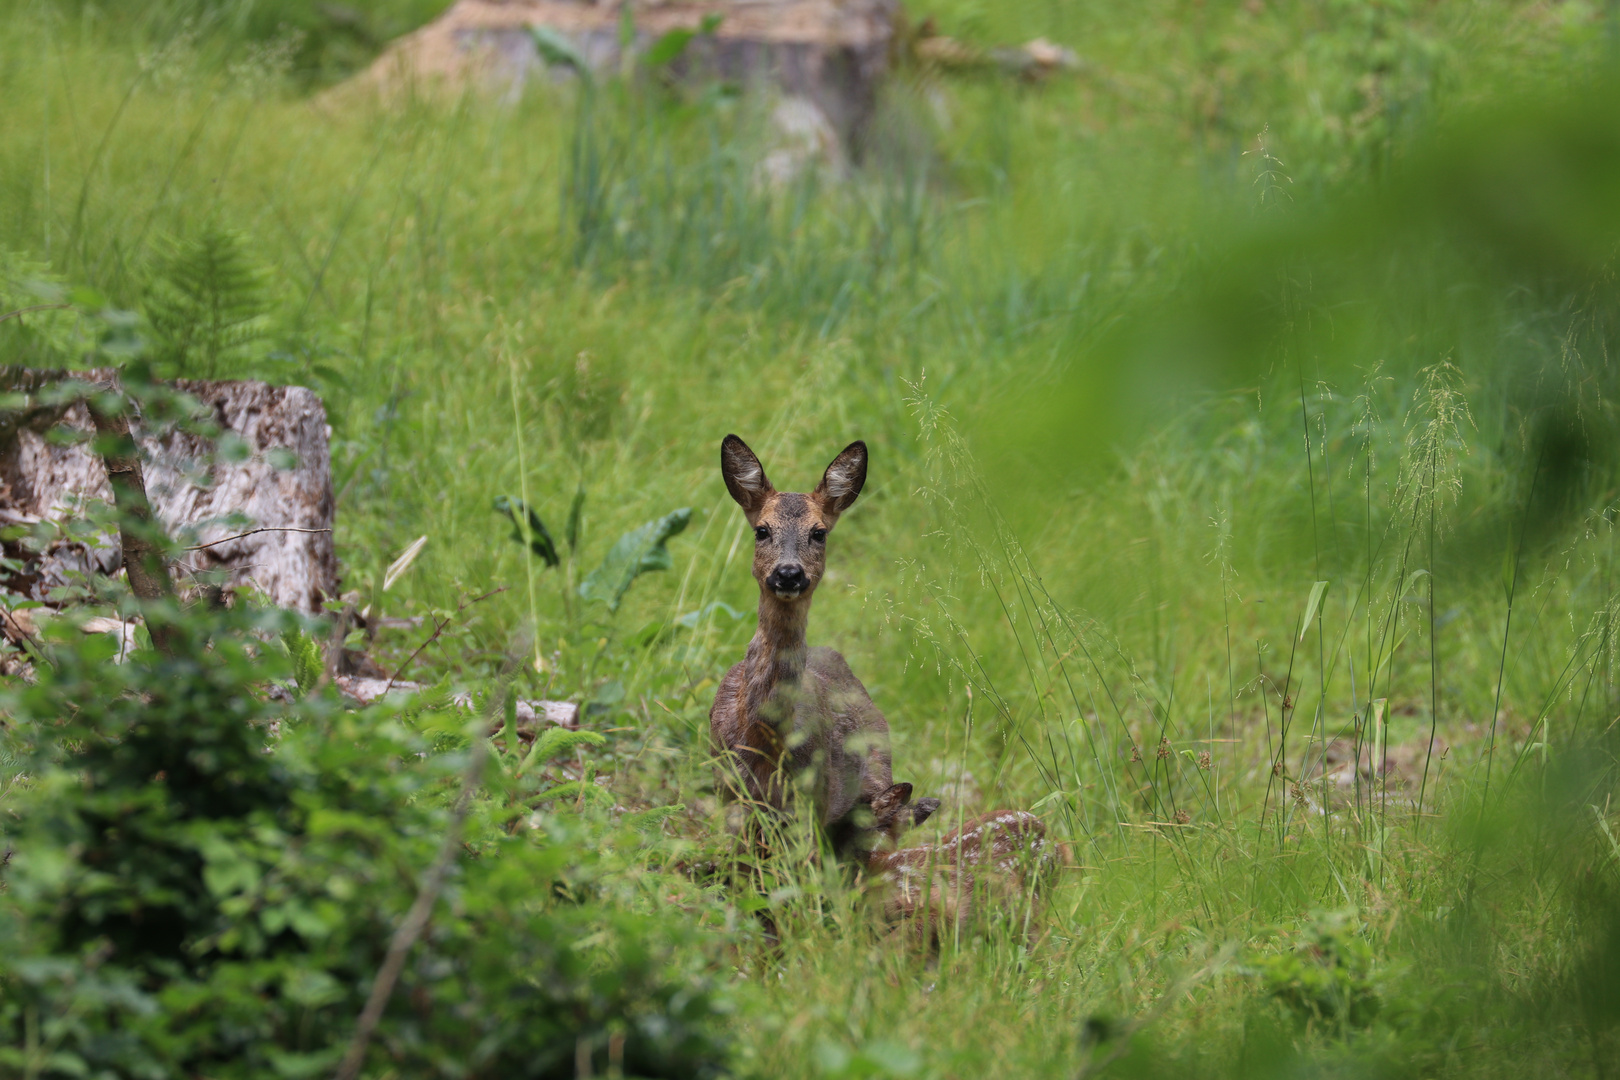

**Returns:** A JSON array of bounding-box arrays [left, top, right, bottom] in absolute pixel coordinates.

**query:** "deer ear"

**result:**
[[814, 440, 867, 519], [910, 797, 940, 826], [721, 434, 773, 518], [871, 782, 913, 819]]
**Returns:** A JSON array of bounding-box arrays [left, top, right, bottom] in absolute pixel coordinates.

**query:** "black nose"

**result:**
[[767, 564, 808, 592]]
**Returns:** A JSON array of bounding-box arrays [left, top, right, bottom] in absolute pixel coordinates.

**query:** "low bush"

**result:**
[[0, 603, 732, 1078]]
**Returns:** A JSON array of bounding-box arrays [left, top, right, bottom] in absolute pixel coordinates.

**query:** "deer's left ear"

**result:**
[[814, 440, 867, 520]]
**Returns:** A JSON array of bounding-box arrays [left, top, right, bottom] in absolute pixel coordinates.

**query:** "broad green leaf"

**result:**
[[494, 495, 560, 567], [675, 600, 748, 628], [644, 14, 722, 67], [579, 507, 692, 612], [645, 28, 697, 67], [629, 620, 668, 649], [530, 26, 590, 78], [565, 484, 585, 554], [587, 679, 626, 715]]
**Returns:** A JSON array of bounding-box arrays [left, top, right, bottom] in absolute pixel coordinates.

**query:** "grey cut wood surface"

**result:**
[[339, 0, 898, 149], [0, 377, 336, 614]]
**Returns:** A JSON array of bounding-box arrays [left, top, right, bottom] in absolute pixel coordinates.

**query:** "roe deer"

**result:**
[[865, 809, 1055, 942], [709, 434, 938, 859]]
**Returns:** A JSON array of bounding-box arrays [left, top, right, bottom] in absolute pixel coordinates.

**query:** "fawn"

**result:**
[[864, 809, 1056, 942], [709, 435, 938, 859]]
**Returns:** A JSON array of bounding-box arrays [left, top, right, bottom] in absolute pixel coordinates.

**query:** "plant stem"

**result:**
[[508, 352, 544, 673]]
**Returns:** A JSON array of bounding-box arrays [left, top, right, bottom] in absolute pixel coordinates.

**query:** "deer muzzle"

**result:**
[[766, 563, 809, 599]]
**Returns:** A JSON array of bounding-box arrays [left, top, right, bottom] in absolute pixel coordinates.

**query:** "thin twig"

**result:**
[[184, 526, 332, 551], [383, 615, 451, 698], [332, 687, 501, 1080], [381, 586, 508, 697], [0, 303, 72, 326]]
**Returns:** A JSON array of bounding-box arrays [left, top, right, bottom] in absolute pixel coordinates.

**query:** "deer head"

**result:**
[[869, 782, 941, 842], [721, 434, 867, 603]]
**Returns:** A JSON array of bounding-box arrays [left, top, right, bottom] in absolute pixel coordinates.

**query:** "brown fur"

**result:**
[[709, 435, 937, 858]]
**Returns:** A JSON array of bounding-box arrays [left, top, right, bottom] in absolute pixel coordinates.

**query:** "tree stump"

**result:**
[[0, 374, 337, 614], [343, 0, 900, 151]]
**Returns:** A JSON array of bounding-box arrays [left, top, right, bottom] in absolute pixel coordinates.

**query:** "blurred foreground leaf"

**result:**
[[980, 67, 1620, 550]]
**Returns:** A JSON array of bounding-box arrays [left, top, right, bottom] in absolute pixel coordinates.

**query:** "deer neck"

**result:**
[[743, 589, 812, 729]]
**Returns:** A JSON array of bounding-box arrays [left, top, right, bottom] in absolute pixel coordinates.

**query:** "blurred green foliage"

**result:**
[[986, 68, 1620, 542], [0, 599, 732, 1078], [1249, 911, 1382, 1030], [42, 0, 450, 86]]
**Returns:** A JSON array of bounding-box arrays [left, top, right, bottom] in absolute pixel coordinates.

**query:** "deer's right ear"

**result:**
[[721, 434, 774, 518], [871, 782, 913, 820]]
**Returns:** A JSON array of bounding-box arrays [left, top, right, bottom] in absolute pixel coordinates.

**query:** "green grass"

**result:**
[[4, 0, 1620, 1075]]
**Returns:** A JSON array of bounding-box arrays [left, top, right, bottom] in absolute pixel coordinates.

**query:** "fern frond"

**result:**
[[622, 804, 685, 833], [516, 727, 604, 777], [144, 229, 271, 378], [536, 780, 614, 805]]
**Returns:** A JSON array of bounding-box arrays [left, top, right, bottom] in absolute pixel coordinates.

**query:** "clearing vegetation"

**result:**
[[3, 1, 1620, 1077]]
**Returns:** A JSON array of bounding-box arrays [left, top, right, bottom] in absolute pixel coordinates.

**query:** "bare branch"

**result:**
[[185, 526, 332, 552], [0, 304, 72, 326], [380, 586, 508, 697]]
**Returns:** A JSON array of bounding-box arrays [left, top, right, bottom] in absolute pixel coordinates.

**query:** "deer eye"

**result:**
[[754, 525, 771, 542], [809, 527, 827, 544]]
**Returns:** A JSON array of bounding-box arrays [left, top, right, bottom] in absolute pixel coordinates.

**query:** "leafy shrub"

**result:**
[[0, 603, 732, 1078], [1250, 910, 1383, 1031]]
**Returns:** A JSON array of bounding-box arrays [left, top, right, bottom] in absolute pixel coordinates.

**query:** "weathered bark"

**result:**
[[85, 392, 179, 656], [0, 370, 337, 614]]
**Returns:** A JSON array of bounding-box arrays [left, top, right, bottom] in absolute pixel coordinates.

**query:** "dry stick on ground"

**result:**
[[381, 586, 508, 697], [86, 388, 178, 657], [185, 526, 333, 551], [331, 685, 503, 1080]]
